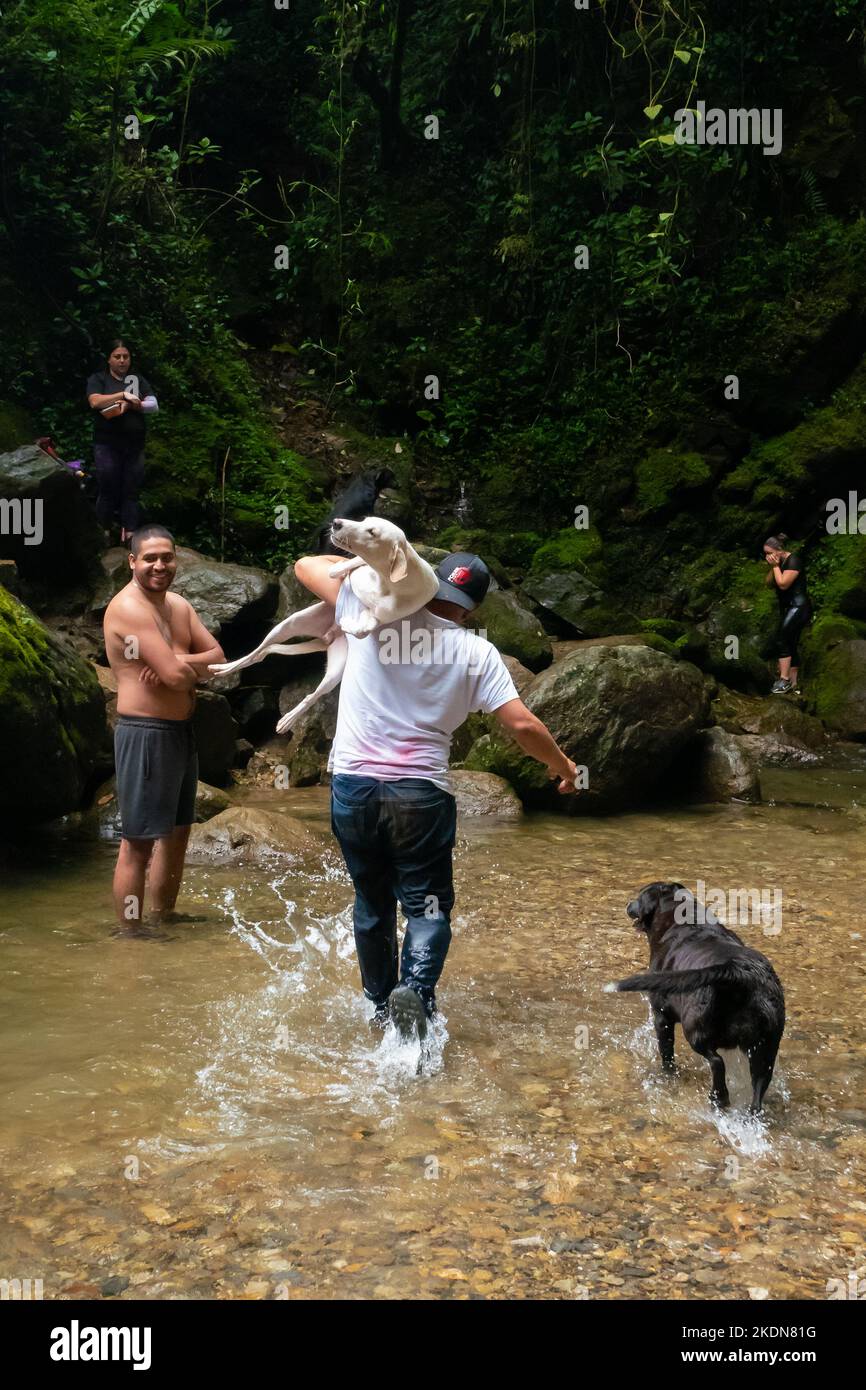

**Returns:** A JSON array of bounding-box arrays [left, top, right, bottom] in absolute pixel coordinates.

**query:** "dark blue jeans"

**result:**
[[330, 774, 457, 1011]]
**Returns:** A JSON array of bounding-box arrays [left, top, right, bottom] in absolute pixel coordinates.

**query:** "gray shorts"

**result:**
[[114, 715, 198, 840]]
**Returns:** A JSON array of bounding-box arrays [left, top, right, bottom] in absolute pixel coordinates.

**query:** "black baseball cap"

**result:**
[[433, 552, 491, 611]]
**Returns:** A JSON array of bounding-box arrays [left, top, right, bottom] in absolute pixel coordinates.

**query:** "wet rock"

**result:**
[[687, 728, 762, 803], [711, 687, 827, 764], [101, 1275, 129, 1296], [462, 643, 710, 814], [185, 806, 330, 866], [450, 770, 522, 818], [0, 587, 106, 826], [0, 444, 104, 581], [192, 690, 238, 786]]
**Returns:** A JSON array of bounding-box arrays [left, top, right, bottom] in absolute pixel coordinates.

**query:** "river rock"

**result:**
[[170, 548, 278, 636], [450, 771, 522, 818], [461, 643, 710, 813], [185, 807, 330, 865], [687, 728, 762, 802], [0, 587, 106, 825], [468, 589, 552, 672], [192, 690, 238, 786], [711, 687, 826, 764], [0, 445, 104, 581]]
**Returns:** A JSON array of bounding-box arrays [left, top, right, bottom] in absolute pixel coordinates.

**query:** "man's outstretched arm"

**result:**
[[494, 698, 580, 794]]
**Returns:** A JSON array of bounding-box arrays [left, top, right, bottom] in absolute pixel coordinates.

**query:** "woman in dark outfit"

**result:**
[[763, 533, 812, 694], [86, 339, 158, 544]]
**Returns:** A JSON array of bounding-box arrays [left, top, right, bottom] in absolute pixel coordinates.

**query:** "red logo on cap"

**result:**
[[447, 565, 472, 585]]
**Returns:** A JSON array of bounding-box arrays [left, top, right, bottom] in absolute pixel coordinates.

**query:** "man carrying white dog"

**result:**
[[295, 545, 580, 1041]]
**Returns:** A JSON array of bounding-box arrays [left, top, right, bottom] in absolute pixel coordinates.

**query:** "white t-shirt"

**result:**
[[327, 582, 520, 792]]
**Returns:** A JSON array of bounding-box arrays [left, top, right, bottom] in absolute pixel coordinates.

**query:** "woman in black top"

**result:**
[[86, 339, 158, 544], [763, 533, 812, 694]]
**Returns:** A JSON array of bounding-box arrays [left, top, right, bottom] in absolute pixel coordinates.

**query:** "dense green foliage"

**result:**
[[2, 0, 866, 701]]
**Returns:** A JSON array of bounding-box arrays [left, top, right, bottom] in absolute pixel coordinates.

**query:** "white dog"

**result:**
[[208, 517, 439, 734]]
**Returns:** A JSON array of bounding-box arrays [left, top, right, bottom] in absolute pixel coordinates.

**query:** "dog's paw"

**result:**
[[340, 612, 378, 637], [208, 662, 235, 676], [602, 982, 620, 994], [275, 714, 294, 735]]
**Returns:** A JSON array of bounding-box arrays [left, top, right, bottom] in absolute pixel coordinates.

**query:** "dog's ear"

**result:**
[[389, 540, 409, 582]]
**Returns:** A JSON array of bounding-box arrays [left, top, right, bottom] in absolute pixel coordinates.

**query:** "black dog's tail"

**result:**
[[611, 961, 744, 995]]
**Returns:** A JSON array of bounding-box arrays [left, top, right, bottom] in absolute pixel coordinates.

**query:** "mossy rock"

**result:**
[[462, 643, 710, 814], [526, 526, 605, 587], [809, 532, 866, 618], [801, 612, 866, 733], [467, 589, 552, 672], [634, 448, 712, 517], [0, 587, 106, 826]]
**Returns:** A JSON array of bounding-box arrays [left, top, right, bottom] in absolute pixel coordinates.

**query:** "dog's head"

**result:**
[[330, 516, 410, 583], [626, 881, 689, 933]]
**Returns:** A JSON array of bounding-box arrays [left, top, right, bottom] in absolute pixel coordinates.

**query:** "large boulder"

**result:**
[[192, 690, 238, 785], [185, 806, 330, 866], [0, 445, 104, 581], [0, 587, 106, 825], [461, 643, 711, 814]]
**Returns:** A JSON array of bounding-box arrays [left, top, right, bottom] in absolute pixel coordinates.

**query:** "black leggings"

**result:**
[[778, 604, 810, 665], [93, 442, 145, 532]]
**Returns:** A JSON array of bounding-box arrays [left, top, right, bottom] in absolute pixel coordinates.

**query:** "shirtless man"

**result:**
[[103, 524, 225, 927]]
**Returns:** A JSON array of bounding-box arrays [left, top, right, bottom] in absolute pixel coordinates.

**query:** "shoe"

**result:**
[[771, 679, 792, 694], [369, 1004, 390, 1036], [388, 986, 428, 1043]]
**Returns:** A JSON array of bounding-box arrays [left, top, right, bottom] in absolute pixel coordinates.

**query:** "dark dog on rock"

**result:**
[[607, 882, 785, 1113], [312, 468, 397, 556]]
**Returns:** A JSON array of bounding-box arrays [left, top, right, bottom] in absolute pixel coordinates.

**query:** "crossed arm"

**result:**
[[134, 602, 225, 689]]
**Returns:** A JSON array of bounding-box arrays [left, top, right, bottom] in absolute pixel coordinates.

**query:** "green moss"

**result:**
[[527, 525, 605, 584], [808, 533, 866, 618], [726, 358, 866, 505], [634, 449, 711, 516], [800, 613, 866, 726]]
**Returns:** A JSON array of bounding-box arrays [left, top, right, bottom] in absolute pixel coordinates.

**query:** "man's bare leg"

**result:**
[[148, 824, 192, 918], [114, 837, 154, 925]]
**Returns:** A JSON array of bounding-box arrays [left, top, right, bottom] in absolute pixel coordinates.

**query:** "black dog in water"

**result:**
[[608, 882, 785, 1113], [312, 468, 397, 557]]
